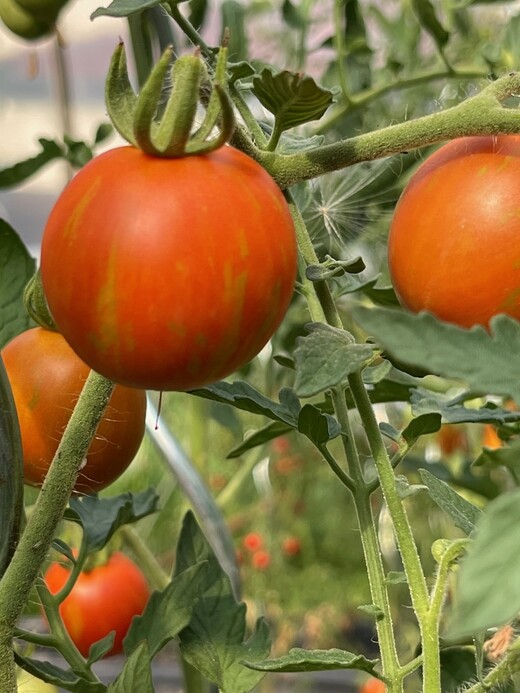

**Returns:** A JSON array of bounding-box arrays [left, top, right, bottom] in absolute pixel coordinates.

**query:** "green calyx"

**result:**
[[106, 42, 235, 158], [23, 270, 57, 331]]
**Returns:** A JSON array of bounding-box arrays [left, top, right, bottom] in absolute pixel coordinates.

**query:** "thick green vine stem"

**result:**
[[253, 72, 520, 188], [0, 371, 115, 693], [105, 41, 235, 157]]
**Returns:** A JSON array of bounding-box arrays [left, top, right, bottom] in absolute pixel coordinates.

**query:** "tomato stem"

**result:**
[[256, 72, 520, 189], [0, 371, 115, 692]]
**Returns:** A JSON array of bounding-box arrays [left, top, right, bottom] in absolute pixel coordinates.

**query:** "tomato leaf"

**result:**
[[124, 562, 208, 657], [86, 633, 115, 665], [419, 469, 482, 535], [0, 220, 36, 349], [64, 489, 159, 552], [402, 412, 442, 445], [411, 389, 519, 425], [91, 0, 164, 19], [107, 641, 154, 693], [0, 356, 23, 579], [243, 647, 379, 674], [190, 381, 300, 427], [448, 487, 520, 639], [251, 68, 334, 132], [0, 139, 63, 189], [14, 652, 106, 692], [353, 307, 520, 402], [297, 404, 341, 445], [176, 512, 271, 693], [294, 323, 377, 398]]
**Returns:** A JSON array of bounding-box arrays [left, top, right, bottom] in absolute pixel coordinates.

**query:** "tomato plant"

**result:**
[[40, 145, 297, 392], [1, 327, 146, 494], [43, 552, 150, 657], [388, 135, 520, 328]]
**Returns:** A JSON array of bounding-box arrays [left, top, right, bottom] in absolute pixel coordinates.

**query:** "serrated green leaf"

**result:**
[[64, 490, 159, 552], [448, 487, 520, 639], [107, 642, 154, 693], [190, 381, 299, 427], [176, 513, 271, 693], [124, 562, 208, 657], [419, 469, 482, 536], [294, 323, 376, 398], [0, 220, 36, 349], [410, 389, 520, 425], [0, 356, 23, 579], [91, 0, 163, 19], [297, 404, 340, 445], [123, 561, 208, 657], [244, 647, 379, 674], [0, 139, 63, 188], [402, 413, 442, 445], [353, 308, 520, 402], [14, 653, 106, 692], [251, 68, 334, 132]]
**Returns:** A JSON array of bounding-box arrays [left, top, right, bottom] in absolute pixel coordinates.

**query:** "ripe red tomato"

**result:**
[[388, 136, 520, 328], [44, 552, 149, 657], [1, 328, 146, 494], [359, 677, 386, 693], [281, 536, 301, 557], [251, 549, 271, 570], [242, 532, 264, 553], [40, 145, 297, 391]]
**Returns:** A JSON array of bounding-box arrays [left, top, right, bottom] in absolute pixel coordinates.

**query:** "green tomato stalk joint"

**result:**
[[106, 42, 235, 158]]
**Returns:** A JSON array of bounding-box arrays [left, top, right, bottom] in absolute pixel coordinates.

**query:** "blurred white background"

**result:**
[[0, 0, 128, 256]]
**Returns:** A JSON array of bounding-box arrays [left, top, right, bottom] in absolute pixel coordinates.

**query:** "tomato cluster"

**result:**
[[40, 145, 297, 392], [44, 552, 149, 657], [389, 135, 520, 328], [1, 328, 146, 493]]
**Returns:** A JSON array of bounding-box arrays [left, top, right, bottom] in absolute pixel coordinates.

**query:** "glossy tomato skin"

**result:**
[[388, 135, 520, 328], [40, 145, 297, 391], [1, 328, 146, 494], [44, 552, 149, 657]]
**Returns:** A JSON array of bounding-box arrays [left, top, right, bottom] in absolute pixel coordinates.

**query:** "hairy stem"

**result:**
[[254, 72, 520, 188], [0, 372, 115, 692]]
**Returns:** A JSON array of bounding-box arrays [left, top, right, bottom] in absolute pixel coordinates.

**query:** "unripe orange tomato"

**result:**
[[359, 677, 386, 693], [1, 327, 146, 494], [388, 136, 520, 328], [40, 145, 297, 391], [44, 552, 149, 657]]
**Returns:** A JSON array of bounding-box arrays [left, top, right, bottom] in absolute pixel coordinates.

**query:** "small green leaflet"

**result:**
[[244, 647, 379, 674]]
